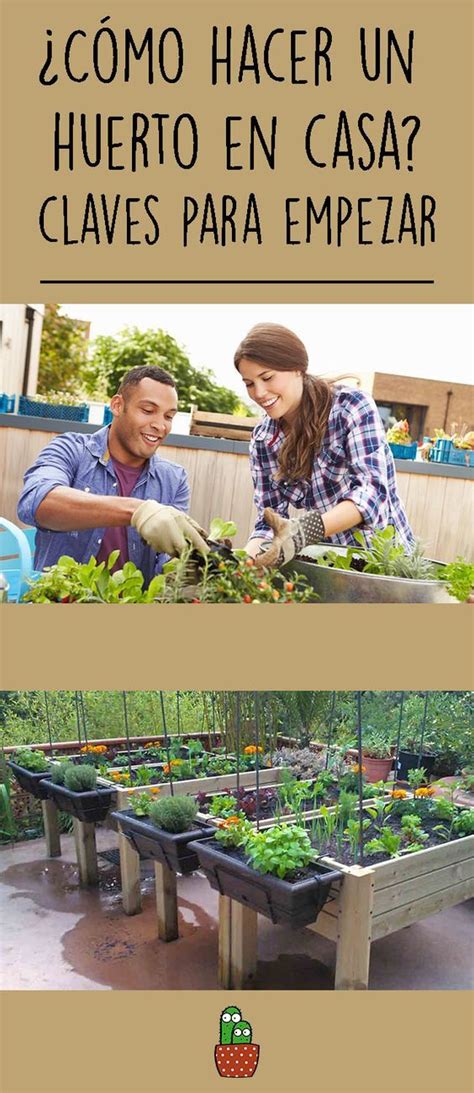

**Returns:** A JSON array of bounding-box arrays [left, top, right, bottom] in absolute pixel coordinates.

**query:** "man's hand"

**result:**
[[131, 500, 209, 557], [254, 507, 325, 569]]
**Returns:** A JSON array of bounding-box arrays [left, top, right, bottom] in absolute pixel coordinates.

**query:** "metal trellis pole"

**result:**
[[75, 691, 82, 749], [44, 692, 54, 756], [356, 692, 365, 867], [160, 691, 174, 796], [418, 692, 429, 766], [254, 692, 261, 832], [236, 693, 241, 795], [122, 692, 133, 783], [79, 692, 88, 745], [394, 691, 405, 781], [325, 692, 337, 769]]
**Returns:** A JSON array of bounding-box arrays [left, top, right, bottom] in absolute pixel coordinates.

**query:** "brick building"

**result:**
[[327, 371, 473, 441]]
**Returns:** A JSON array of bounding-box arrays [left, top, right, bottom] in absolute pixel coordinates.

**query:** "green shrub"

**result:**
[[51, 762, 72, 785], [149, 795, 197, 833], [64, 764, 97, 792]]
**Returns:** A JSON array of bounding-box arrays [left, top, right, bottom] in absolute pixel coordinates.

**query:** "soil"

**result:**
[[312, 809, 465, 866]]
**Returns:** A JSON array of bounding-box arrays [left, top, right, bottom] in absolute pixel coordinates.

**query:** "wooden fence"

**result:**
[[0, 422, 472, 561]]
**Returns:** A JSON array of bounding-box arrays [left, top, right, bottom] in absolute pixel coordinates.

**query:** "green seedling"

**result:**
[[220, 1007, 242, 1045], [232, 1022, 253, 1045]]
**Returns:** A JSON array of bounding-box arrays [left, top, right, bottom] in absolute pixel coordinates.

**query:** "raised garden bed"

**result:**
[[111, 808, 210, 875], [190, 835, 342, 928], [7, 760, 52, 801], [41, 779, 113, 822]]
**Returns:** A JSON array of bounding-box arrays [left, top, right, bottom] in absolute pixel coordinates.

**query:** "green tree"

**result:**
[[84, 326, 247, 413], [37, 305, 89, 397]]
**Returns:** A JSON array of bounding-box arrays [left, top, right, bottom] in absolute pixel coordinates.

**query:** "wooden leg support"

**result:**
[[154, 861, 178, 942], [218, 896, 258, 989], [41, 799, 61, 858], [118, 831, 142, 915], [334, 866, 375, 990], [72, 818, 99, 887]]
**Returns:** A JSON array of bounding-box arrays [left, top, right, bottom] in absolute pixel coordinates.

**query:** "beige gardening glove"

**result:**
[[255, 507, 326, 569], [131, 500, 209, 557]]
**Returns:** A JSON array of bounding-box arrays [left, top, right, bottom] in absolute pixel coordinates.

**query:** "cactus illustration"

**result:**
[[232, 1022, 252, 1045], [220, 1006, 242, 1045], [215, 1007, 259, 1078]]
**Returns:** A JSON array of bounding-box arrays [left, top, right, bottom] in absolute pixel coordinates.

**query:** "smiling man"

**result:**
[[17, 365, 208, 583]]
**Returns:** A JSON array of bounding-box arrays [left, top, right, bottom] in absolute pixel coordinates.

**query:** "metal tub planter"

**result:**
[[111, 808, 209, 875], [285, 546, 455, 604]]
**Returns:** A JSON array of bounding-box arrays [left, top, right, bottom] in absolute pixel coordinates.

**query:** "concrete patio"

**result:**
[[1, 828, 473, 991]]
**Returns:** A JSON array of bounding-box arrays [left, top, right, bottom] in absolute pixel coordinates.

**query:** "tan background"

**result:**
[[1, 605, 473, 690], [1, 3, 473, 1091], [1, 0, 473, 302], [1, 991, 474, 1093]]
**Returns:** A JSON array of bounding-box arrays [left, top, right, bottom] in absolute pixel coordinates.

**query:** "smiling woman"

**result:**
[[234, 323, 415, 566]]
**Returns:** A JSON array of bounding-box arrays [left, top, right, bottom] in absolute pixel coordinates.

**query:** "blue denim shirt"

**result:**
[[17, 425, 190, 584]]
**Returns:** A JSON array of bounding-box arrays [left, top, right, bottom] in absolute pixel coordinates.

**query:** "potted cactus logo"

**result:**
[[214, 1006, 260, 1079]]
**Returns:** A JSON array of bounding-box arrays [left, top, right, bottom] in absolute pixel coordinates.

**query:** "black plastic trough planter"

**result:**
[[189, 837, 342, 928], [397, 750, 437, 781], [41, 780, 113, 822], [8, 760, 52, 801], [111, 810, 211, 874]]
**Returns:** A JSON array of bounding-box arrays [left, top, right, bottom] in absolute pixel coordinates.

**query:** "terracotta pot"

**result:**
[[360, 755, 394, 783], [214, 1044, 260, 1078]]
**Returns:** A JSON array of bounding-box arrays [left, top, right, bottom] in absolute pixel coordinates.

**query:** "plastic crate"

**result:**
[[388, 441, 418, 460], [0, 394, 15, 413], [448, 448, 474, 467], [103, 406, 113, 425], [18, 396, 89, 422], [429, 438, 453, 464]]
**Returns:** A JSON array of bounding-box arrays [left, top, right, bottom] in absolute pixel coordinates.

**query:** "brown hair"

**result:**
[[234, 323, 333, 481], [118, 365, 176, 399]]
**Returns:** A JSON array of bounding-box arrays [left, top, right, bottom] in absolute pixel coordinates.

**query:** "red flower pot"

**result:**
[[361, 755, 394, 783], [214, 1044, 260, 1078]]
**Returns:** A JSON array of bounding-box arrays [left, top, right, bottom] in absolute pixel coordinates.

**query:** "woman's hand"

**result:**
[[254, 508, 325, 568]]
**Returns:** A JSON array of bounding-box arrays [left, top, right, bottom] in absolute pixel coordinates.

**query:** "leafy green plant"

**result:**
[[407, 768, 428, 790], [130, 792, 156, 816], [432, 797, 456, 821], [364, 798, 394, 831], [439, 559, 474, 602], [453, 810, 474, 837], [344, 816, 370, 862], [12, 749, 49, 773], [64, 764, 97, 792], [365, 828, 402, 858], [148, 795, 197, 833], [24, 552, 165, 604], [400, 814, 428, 843], [208, 794, 240, 818], [133, 765, 154, 786], [214, 817, 253, 848], [362, 729, 393, 759], [245, 823, 314, 879]]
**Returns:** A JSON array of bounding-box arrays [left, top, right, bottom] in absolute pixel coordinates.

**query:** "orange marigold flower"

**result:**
[[414, 786, 435, 797], [219, 815, 241, 827], [150, 787, 161, 794], [391, 789, 408, 799], [351, 764, 366, 774], [244, 745, 263, 755]]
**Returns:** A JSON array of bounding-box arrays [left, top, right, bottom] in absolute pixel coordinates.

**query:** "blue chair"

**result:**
[[0, 517, 35, 601]]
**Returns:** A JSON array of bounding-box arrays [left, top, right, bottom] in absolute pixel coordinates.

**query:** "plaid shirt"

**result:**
[[249, 385, 415, 550]]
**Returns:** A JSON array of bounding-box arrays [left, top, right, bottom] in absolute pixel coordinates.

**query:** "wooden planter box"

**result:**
[[217, 825, 474, 990], [102, 765, 281, 799]]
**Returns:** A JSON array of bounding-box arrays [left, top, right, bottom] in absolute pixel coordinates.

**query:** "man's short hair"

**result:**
[[118, 365, 177, 398]]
